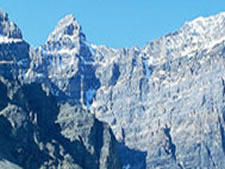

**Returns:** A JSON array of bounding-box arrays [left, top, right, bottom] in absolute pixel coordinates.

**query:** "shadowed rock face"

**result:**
[[0, 9, 30, 81], [2, 8, 225, 169], [0, 11, 121, 169], [0, 41, 30, 80], [0, 10, 145, 169], [0, 77, 122, 169]]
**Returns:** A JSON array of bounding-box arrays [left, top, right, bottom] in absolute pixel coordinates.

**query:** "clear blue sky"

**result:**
[[1, 0, 225, 48]]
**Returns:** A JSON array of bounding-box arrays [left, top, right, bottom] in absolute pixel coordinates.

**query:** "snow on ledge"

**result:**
[[0, 36, 22, 44]]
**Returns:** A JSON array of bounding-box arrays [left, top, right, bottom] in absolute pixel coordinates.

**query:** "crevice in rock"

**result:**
[[201, 95, 206, 106], [142, 59, 153, 81], [218, 117, 225, 155], [110, 63, 120, 86], [204, 143, 216, 168], [79, 56, 100, 108], [163, 126, 177, 161], [221, 78, 225, 97]]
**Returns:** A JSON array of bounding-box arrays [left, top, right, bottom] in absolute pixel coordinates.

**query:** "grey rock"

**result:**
[[0, 41, 30, 80], [29, 11, 225, 169], [0, 9, 22, 39], [0, 10, 122, 169], [26, 14, 100, 106], [0, 77, 121, 169], [90, 12, 225, 169], [2, 8, 225, 169]]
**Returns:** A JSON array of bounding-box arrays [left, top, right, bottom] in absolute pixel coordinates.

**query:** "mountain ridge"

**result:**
[[1, 9, 225, 169]]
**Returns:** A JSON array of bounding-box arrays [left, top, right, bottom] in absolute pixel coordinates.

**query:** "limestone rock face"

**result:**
[[0, 10, 121, 169], [0, 41, 30, 80], [89, 13, 225, 169], [0, 77, 121, 169], [0, 9, 22, 39], [26, 15, 100, 106], [0, 10, 29, 80], [2, 8, 225, 169]]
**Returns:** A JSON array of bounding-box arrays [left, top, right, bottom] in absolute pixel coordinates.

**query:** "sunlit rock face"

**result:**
[[27, 11, 225, 169], [0, 10, 121, 169], [89, 13, 225, 169], [26, 14, 100, 106], [0, 9, 22, 39], [2, 8, 225, 169]]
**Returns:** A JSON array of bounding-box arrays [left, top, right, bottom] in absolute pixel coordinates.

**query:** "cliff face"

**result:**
[[0, 77, 121, 169], [90, 13, 225, 169], [2, 8, 225, 169], [0, 10, 122, 169], [0, 9, 30, 80]]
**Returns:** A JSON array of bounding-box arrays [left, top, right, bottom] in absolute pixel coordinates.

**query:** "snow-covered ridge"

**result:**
[[184, 11, 225, 30], [39, 11, 225, 67], [2, 8, 225, 169], [180, 11, 225, 45], [85, 11, 225, 169], [142, 12, 225, 66]]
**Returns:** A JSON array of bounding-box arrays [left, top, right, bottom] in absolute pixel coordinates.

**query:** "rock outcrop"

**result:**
[[0, 11, 122, 169], [2, 8, 225, 169]]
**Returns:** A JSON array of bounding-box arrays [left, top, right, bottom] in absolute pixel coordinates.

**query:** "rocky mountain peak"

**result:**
[[0, 9, 22, 40], [0, 9, 8, 21], [142, 12, 225, 66], [181, 11, 225, 40], [47, 14, 85, 43], [3, 9, 225, 169]]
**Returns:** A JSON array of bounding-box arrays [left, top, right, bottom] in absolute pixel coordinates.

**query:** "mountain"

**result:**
[[0, 10, 122, 169], [26, 14, 100, 107], [1, 8, 225, 169], [90, 12, 225, 169], [0, 9, 30, 81], [0, 77, 123, 169]]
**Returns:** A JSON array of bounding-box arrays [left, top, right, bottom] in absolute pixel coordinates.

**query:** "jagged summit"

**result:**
[[181, 11, 225, 39], [47, 14, 86, 43], [142, 11, 225, 66], [184, 11, 225, 26], [0, 9, 22, 40], [0, 9, 8, 21], [3, 9, 225, 169]]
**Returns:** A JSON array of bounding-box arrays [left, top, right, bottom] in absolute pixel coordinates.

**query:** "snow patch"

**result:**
[[0, 60, 13, 64], [85, 89, 96, 108], [0, 36, 22, 43], [122, 164, 131, 169]]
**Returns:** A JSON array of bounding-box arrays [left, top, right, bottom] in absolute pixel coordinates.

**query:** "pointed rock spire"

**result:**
[[47, 14, 86, 43], [0, 9, 22, 39], [0, 9, 9, 21]]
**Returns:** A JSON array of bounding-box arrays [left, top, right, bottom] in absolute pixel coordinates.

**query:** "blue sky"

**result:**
[[1, 0, 225, 48]]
